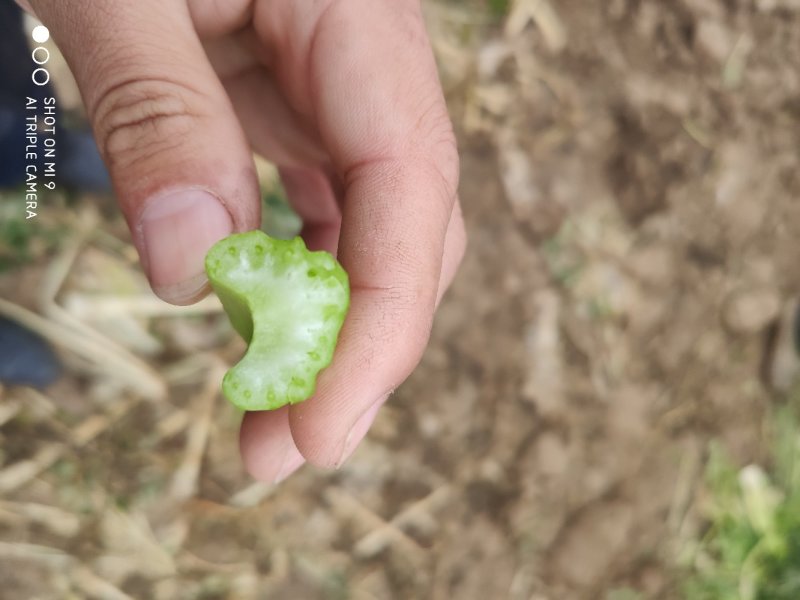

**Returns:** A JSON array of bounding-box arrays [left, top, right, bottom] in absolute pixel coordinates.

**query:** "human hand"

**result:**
[[27, 0, 465, 481]]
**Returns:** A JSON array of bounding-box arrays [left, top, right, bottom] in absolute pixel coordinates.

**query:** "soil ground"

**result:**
[[1, 1, 800, 598]]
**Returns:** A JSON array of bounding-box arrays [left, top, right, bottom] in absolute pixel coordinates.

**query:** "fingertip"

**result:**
[[287, 400, 336, 468], [336, 399, 383, 467], [240, 408, 306, 483], [137, 188, 233, 305], [150, 273, 212, 307], [289, 385, 389, 469]]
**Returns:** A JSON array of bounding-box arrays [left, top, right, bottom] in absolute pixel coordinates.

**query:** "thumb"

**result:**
[[30, 0, 260, 304]]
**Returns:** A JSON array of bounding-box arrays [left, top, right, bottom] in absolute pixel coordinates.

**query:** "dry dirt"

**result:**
[[2, 0, 800, 598]]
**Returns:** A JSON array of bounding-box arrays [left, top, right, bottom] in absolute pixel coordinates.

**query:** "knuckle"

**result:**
[[92, 77, 201, 170]]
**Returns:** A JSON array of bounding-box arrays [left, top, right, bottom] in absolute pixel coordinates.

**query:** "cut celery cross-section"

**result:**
[[205, 230, 349, 410]]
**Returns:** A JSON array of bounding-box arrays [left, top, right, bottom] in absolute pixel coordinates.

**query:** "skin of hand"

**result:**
[[25, 0, 465, 482]]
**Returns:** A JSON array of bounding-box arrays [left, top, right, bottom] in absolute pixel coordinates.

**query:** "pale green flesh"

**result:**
[[205, 231, 350, 411]]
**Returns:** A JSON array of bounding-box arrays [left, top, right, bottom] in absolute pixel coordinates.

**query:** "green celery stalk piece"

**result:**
[[205, 230, 349, 411]]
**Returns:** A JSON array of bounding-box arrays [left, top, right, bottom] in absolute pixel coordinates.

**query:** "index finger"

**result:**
[[285, 0, 461, 466]]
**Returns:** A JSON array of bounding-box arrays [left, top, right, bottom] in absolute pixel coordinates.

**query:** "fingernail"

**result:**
[[139, 189, 232, 305], [336, 395, 388, 468]]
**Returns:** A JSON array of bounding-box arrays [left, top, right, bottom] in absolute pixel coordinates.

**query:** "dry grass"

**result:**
[[3, 1, 800, 598]]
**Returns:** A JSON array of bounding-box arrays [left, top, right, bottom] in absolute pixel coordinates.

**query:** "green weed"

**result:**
[[683, 405, 800, 599]]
